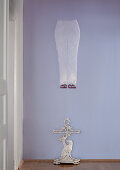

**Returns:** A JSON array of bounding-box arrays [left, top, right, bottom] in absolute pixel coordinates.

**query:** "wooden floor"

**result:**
[[20, 161, 120, 170]]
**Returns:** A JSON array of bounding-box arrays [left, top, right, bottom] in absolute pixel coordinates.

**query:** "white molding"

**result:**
[[7, 15, 15, 170], [13, 0, 23, 169], [0, 80, 7, 95]]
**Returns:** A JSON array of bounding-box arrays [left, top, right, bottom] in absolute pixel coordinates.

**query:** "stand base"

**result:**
[[53, 157, 80, 165]]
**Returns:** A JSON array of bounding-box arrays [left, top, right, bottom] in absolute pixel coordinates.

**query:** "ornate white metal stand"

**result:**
[[53, 118, 80, 165]]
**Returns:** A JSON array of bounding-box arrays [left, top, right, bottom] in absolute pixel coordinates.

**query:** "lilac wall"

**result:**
[[23, 0, 120, 159]]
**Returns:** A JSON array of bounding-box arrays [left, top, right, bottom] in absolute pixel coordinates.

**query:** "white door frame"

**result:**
[[0, 0, 14, 170], [7, 19, 15, 170], [8, 1, 23, 170], [0, 0, 23, 169]]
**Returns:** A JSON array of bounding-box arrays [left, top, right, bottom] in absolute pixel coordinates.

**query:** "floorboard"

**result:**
[[20, 161, 120, 170]]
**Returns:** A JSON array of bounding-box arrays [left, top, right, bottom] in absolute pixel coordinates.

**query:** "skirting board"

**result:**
[[24, 159, 120, 163]]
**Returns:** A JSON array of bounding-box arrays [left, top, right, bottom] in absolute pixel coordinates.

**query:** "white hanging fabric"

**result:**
[[55, 20, 80, 88]]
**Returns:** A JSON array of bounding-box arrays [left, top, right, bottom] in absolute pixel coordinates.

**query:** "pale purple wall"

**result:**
[[23, 0, 120, 159]]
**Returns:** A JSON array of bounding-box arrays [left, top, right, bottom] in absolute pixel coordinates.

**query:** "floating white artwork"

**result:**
[[53, 118, 80, 164], [55, 20, 80, 88]]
